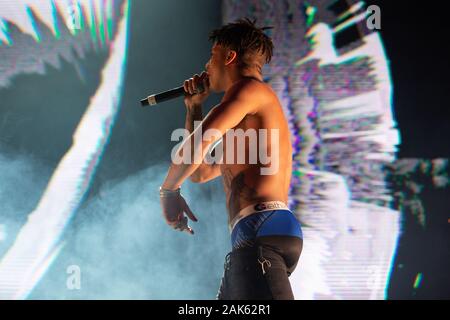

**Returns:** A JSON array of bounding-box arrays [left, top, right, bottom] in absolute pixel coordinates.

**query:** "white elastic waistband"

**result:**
[[229, 201, 290, 233]]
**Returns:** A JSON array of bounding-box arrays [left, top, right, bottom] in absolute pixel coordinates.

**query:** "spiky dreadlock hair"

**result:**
[[209, 18, 274, 73]]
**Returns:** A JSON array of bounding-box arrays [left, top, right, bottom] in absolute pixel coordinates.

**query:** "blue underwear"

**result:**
[[231, 210, 303, 250]]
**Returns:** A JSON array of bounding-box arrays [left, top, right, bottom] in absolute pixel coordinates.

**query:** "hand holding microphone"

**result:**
[[140, 71, 210, 107], [183, 71, 210, 109]]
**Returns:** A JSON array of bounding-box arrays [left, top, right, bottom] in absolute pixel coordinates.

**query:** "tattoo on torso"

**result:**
[[222, 168, 258, 217]]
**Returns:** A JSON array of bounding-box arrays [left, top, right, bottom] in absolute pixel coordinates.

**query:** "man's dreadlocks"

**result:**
[[209, 18, 274, 73]]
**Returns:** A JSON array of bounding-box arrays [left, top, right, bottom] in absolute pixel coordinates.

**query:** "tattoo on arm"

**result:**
[[185, 107, 203, 134]]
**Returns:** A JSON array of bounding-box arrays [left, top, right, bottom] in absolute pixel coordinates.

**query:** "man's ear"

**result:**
[[225, 50, 237, 66]]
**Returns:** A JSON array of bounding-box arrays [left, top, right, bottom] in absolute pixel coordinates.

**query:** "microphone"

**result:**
[[140, 83, 204, 107]]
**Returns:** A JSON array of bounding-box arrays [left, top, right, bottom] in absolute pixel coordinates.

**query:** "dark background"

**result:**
[[372, 0, 450, 159], [372, 0, 450, 299]]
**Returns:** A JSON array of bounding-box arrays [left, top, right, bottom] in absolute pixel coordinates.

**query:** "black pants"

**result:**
[[217, 236, 303, 300]]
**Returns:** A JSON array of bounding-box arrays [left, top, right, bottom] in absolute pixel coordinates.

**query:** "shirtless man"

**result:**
[[160, 19, 303, 300]]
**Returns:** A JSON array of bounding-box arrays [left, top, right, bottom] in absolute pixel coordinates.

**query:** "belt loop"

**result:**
[[257, 246, 271, 275]]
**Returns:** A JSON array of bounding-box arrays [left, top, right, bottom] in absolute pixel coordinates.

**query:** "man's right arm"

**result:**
[[181, 72, 221, 183], [184, 103, 221, 184]]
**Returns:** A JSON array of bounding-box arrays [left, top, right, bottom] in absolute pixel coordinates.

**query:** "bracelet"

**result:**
[[159, 186, 181, 198]]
